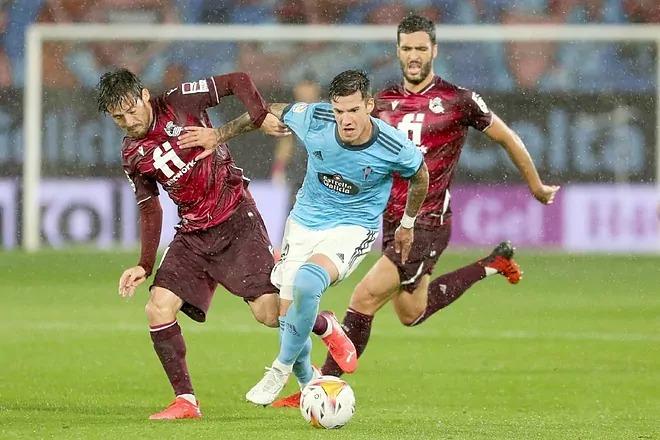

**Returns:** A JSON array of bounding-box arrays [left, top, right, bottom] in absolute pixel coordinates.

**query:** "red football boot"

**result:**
[[271, 391, 302, 409], [148, 397, 202, 420], [478, 241, 522, 284], [319, 311, 358, 373]]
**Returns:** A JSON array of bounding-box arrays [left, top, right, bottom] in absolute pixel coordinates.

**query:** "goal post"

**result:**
[[23, 23, 660, 251]]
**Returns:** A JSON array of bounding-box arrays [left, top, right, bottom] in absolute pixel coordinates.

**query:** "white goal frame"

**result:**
[[23, 23, 660, 250]]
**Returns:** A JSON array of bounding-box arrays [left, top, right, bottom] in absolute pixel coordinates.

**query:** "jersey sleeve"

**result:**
[[281, 102, 319, 142], [163, 73, 268, 126], [393, 137, 424, 179], [460, 89, 493, 131], [163, 78, 217, 114], [122, 160, 159, 205]]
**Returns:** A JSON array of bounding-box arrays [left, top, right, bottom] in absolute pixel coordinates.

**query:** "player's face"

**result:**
[[331, 91, 375, 145], [397, 31, 437, 85], [108, 88, 153, 139]]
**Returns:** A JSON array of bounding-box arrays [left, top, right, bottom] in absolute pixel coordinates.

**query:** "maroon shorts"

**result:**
[[382, 218, 451, 293], [152, 198, 276, 322]]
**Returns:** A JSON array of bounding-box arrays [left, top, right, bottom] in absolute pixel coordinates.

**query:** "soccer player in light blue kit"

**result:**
[[241, 70, 429, 405]]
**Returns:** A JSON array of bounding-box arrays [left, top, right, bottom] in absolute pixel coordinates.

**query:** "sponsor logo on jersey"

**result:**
[[164, 121, 184, 137], [181, 79, 209, 95], [292, 102, 308, 113], [429, 97, 444, 114], [391, 100, 400, 110], [165, 158, 197, 186], [318, 173, 360, 195]]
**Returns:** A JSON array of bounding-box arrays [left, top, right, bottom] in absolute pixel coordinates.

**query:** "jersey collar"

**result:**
[[334, 118, 380, 151], [401, 75, 438, 96]]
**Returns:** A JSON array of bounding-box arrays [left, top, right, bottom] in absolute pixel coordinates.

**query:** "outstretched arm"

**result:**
[[178, 108, 290, 159], [484, 114, 560, 204]]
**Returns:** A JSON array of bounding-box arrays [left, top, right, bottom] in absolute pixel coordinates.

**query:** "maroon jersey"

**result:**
[[122, 76, 267, 233], [374, 76, 493, 227]]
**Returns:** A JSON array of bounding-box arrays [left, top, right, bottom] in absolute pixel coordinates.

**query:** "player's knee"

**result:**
[[145, 295, 176, 323], [255, 308, 279, 328], [293, 263, 330, 304], [350, 281, 385, 314]]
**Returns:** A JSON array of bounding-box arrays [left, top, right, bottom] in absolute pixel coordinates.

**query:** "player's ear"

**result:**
[[365, 97, 375, 113], [432, 44, 438, 60], [141, 88, 150, 102]]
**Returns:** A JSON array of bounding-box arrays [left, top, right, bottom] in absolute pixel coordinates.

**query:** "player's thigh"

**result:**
[[207, 202, 278, 303], [146, 286, 184, 325], [348, 255, 402, 315], [315, 224, 378, 285], [153, 231, 217, 323], [271, 218, 319, 303], [391, 274, 431, 325], [247, 293, 279, 328]]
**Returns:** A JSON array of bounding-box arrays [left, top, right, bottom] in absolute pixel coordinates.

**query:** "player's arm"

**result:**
[[484, 114, 560, 204], [395, 162, 429, 263], [119, 196, 162, 298], [180, 110, 289, 160]]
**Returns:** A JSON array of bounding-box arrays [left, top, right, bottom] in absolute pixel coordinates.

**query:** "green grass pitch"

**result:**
[[1, 249, 658, 439]]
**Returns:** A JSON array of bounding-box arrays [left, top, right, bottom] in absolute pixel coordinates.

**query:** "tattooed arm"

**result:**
[[178, 108, 290, 158]]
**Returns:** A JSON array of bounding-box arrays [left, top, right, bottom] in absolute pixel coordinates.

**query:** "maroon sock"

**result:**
[[321, 308, 373, 377], [411, 263, 486, 326], [150, 321, 194, 396], [312, 314, 328, 336]]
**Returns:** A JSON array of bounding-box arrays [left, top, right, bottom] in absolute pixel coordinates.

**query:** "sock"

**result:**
[[150, 320, 194, 396], [277, 263, 331, 367], [321, 308, 373, 377], [312, 314, 330, 337], [292, 336, 314, 386], [177, 393, 196, 405], [410, 263, 486, 326]]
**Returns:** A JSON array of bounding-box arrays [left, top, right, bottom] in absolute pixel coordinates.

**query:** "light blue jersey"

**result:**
[[282, 102, 424, 230]]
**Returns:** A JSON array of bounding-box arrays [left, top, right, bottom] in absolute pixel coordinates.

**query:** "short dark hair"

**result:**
[[328, 70, 371, 101], [397, 14, 436, 45], [97, 68, 144, 113]]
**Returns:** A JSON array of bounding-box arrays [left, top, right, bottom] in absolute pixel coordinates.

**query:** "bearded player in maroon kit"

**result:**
[[98, 68, 355, 420], [273, 14, 560, 408]]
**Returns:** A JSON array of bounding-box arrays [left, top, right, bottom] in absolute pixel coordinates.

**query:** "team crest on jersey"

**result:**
[[429, 97, 444, 114], [363, 166, 372, 180], [318, 173, 359, 195], [164, 121, 184, 137]]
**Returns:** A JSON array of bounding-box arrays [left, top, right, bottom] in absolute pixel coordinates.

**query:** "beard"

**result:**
[[400, 59, 433, 85]]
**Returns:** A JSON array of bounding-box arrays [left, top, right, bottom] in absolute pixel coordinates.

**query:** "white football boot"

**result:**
[[246, 360, 292, 405]]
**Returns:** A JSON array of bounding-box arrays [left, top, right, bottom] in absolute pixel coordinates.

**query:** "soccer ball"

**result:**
[[300, 375, 355, 429]]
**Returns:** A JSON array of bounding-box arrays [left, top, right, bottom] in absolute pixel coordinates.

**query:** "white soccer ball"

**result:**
[[300, 375, 355, 429]]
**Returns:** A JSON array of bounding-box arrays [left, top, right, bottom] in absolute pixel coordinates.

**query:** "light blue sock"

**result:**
[[277, 263, 331, 372], [292, 337, 313, 386]]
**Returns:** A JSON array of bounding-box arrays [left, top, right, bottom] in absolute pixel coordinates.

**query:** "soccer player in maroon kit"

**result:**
[[273, 14, 560, 408], [98, 69, 354, 419]]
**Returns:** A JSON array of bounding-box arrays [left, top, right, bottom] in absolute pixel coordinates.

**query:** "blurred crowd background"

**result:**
[[1, 0, 659, 92], [0, 1, 657, 251]]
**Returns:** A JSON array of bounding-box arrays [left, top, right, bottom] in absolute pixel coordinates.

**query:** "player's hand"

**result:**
[[260, 113, 290, 137], [532, 184, 561, 205], [118, 266, 147, 298], [178, 126, 219, 151], [394, 225, 414, 264]]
